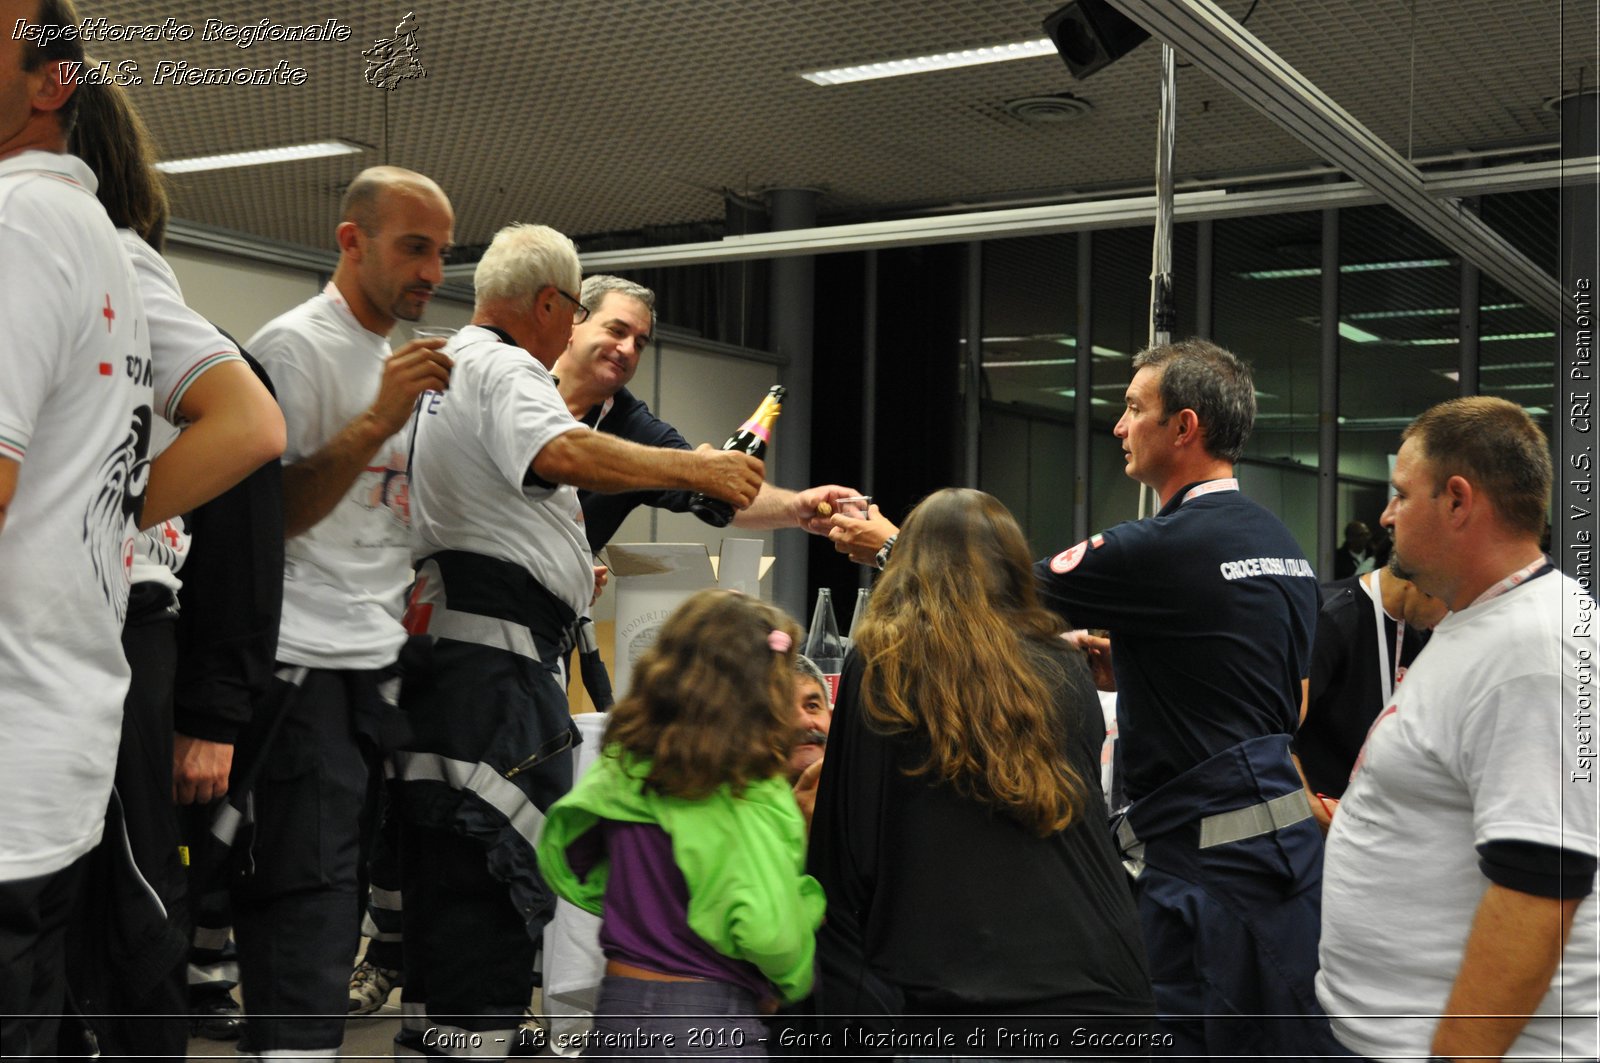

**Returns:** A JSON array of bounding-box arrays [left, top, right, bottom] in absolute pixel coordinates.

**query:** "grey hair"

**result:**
[[793, 653, 828, 696], [581, 274, 657, 331], [1132, 338, 1256, 462], [473, 223, 580, 313]]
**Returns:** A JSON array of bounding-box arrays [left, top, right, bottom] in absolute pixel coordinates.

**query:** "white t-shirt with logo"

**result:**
[[1318, 571, 1598, 1061], [121, 230, 242, 594], [0, 151, 153, 880], [250, 284, 411, 670], [409, 326, 593, 616]]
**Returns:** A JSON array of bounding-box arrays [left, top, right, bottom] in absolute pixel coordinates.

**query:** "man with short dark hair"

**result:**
[[554, 274, 853, 550], [1333, 519, 1372, 579], [1318, 396, 1597, 1061], [1029, 339, 1332, 1058], [0, 0, 153, 1051]]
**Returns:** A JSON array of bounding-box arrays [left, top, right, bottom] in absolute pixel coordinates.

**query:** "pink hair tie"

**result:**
[[767, 629, 792, 653]]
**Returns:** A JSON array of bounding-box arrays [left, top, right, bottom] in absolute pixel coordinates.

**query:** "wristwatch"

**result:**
[[874, 534, 896, 571]]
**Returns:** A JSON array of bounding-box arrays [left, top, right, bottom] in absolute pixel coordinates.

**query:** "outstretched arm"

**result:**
[[535, 433, 764, 509], [732, 483, 861, 533]]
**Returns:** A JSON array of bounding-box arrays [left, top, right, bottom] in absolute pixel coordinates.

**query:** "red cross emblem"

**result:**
[[102, 294, 115, 332], [402, 576, 434, 635]]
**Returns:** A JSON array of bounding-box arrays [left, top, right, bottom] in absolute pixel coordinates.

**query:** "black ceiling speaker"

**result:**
[[1043, 1, 1152, 80]]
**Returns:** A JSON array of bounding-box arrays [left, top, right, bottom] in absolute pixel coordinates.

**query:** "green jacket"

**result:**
[[536, 747, 826, 1003]]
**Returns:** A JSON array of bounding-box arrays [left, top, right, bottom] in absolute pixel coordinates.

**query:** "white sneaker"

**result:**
[[348, 959, 402, 1015]]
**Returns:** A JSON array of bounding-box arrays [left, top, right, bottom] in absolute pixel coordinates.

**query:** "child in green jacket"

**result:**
[[537, 590, 825, 1058]]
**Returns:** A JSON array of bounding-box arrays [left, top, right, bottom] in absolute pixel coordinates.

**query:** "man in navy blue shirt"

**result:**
[[1031, 339, 1334, 1058], [552, 274, 854, 552]]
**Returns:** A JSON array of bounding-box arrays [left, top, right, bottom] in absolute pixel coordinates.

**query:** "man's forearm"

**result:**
[[731, 483, 799, 529], [1432, 883, 1581, 1060], [282, 410, 392, 538], [141, 362, 286, 529], [536, 430, 746, 497]]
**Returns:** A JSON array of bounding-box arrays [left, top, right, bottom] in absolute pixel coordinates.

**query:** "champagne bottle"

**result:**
[[803, 587, 846, 703], [688, 385, 784, 527]]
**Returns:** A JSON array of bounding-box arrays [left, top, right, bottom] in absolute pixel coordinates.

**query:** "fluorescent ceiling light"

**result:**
[[1051, 390, 1116, 405], [1338, 322, 1383, 344], [1407, 331, 1556, 346], [1336, 415, 1424, 428], [1238, 258, 1452, 280], [984, 358, 1075, 368], [1052, 336, 1128, 359], [1483, 331, 1557, 342], [801, 38, 1056, 85], [157, 139, 364, 174], [1491, 383, 1555, 391], [1345, 302, 1523, 321]]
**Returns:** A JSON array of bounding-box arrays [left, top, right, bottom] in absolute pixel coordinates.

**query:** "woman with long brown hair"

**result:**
[[807, 488, 1155, 1055]]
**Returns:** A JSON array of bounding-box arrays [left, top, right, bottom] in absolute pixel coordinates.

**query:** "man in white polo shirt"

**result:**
[[393, 223, 763, 1053], [238, 165, 454, 1056], [0, 0, 151, 1053], [1318, 397, 1597, 1062]]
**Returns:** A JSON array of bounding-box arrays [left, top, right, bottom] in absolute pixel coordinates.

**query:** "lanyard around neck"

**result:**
[[1363, 569, 1406, 703], [1180, 478, 1239, 505], [1467, 557, 1552, 609]]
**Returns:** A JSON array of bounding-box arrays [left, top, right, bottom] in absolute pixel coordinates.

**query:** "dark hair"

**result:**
[[21, 0, 85, 135], [1132, 338, 1256, 461], [855, 488, 1091, 836], [1402, 396, 1552, 537], [67, 74, 168, 248], [604, 589, 802, 799]]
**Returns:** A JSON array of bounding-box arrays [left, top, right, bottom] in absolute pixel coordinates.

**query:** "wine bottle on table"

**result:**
[[803, 587, 846, 704], [688, 385, 784, 527]]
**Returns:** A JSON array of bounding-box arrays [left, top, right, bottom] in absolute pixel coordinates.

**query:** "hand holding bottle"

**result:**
[[690, 385, 783, 527], [689, 445, 764, 510]]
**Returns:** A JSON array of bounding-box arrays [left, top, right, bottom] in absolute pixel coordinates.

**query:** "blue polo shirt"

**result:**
[[577, 386, 694, 552], [1033, 480, 1319, 801]]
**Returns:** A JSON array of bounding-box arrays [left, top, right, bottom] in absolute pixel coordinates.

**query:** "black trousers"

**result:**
[[178, 799, 238, 1000], [397, 638, 575, 1038], [63, 598, 190, 1063], [361, 781, 405, 972], [0, 857, 87, 1058], [231, 666, 387, 1054], [400, 820, 537, 1033]]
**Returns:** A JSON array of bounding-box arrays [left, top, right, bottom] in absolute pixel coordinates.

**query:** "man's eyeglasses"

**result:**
[[555, 287, 590, 324]]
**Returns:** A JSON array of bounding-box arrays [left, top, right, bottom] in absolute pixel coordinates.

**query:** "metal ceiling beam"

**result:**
[[483, 156, 1592, 275], [1107, 0, 1570, 323]]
